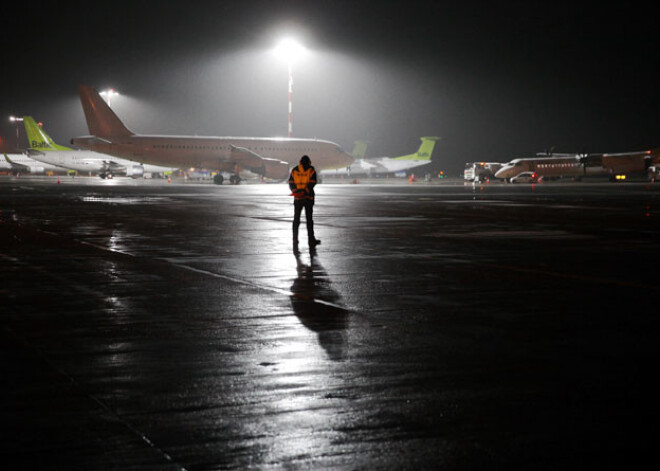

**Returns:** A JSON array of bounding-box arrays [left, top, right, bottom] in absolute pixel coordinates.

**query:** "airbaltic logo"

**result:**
[[417, 152, 430, 157], [32, 140, 50, 149]]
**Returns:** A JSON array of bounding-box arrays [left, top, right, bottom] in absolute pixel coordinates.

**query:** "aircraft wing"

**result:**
[[104, 160, 128, 172], [3, 153, 31, 172], [229, 145, 290, 181]]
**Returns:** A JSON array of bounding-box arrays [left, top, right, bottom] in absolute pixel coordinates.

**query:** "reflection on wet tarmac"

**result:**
[[290, 254, 349, 361], [2, 179, 660, 469]]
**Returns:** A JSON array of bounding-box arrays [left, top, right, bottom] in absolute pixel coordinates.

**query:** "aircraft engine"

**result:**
[[258, 158, 290, 181], [126, 165, 145, 178], [228, 145, 290, 181], [30, 166, 45, 174]]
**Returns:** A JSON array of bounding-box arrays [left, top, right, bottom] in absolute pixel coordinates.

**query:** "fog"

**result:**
[[2, 1, 659, 175]]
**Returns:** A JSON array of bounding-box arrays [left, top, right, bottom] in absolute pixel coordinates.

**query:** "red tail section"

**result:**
[[78, 85, 133, 138]]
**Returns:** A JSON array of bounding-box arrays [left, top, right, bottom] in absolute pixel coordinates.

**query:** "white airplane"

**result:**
[[320, 137, 440, 177], [1, 152, 64, 175], [71, 86, 354, 184], [495, 148, 660, 182], [23, 116, 177, 179]]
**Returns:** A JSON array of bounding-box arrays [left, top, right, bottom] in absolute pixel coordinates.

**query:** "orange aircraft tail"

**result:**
[[78, 85, 133, 138]]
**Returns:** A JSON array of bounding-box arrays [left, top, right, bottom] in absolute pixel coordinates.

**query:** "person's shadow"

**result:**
[[290, 254, 349, 361]]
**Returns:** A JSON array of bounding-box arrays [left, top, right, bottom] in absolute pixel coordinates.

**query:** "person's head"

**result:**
[[300, 155, 311, 168]]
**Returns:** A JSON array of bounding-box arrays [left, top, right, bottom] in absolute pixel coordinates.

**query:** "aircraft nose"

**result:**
[[494, 167, 509, 178]]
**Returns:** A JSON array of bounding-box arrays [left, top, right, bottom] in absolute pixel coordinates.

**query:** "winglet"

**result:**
[[78, 85, 133, 138], [22, 116, 72, 151]]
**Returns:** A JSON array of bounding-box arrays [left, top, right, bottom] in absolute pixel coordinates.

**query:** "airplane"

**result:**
[[22, 116, 177, 179], [494, 148, 660, 182], [1, 152, 65, 175], [70, 86, 354, 184], [320, 136, 440, 177]]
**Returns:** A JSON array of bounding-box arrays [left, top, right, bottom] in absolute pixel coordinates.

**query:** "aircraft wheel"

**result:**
[[213, 174, 224, 185]]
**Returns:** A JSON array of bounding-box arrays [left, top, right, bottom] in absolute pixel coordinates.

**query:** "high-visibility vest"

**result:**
[[292, 165, 315, 196]]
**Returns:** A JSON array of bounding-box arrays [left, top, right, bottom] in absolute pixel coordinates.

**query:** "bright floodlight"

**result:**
[[274, 38, 306, 63], [99, 88, 119, 107]]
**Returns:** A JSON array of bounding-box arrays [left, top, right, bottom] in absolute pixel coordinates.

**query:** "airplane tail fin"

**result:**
[[78, 85, 133, 138], [23, 116, 72, 151], [393, 136, 441, 161], [351, 140, 369, 159]]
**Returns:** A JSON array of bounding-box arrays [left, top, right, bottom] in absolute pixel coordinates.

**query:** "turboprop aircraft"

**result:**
[[494, 148, 660, 182], [320, 136, 440, 177], [71, 86, 354, 184], [23, 116, 176, 179]]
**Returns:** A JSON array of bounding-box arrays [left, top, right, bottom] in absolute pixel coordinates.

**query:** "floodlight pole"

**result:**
[[9, 116, 23, 150], [288, 61, 293, 138], [275, 39, 304, 138]]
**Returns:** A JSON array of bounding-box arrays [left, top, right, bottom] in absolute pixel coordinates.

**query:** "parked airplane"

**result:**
[[1, 152, 64, 175], [23, 116, 176, 179], [321, 136, 440, 177], [494, 148, 660, 182], [71, 86, 354, 184]]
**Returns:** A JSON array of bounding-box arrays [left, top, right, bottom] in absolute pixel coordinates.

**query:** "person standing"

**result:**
[[289, 155, 321, 252]]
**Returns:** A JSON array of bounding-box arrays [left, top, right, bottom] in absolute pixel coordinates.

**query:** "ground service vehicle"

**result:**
[[463, 162, 502, 182]]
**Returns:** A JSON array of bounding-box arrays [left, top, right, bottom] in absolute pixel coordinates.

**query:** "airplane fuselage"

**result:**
[[72, 135, 354, 174], [29, 148, 175, 175], [495, 150, 659, 180], [1, 153, 63, 174], [495, 156, 590, 180], [321, 157, 431, 176]]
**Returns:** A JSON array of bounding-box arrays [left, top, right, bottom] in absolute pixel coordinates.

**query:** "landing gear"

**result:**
[[213, 174, 224, 185], [229, 174, 242, 185], [99, 172, 114, 180]]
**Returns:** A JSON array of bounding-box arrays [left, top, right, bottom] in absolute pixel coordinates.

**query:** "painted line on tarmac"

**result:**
[[164, 261, 351, 312], [78, 238, 351, 312]]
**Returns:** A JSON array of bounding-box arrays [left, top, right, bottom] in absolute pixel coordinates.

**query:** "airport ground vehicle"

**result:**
[[463, 162, 502, 182], [510, 171, 539, 183]]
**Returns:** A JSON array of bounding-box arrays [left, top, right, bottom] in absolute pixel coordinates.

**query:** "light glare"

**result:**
[[274, 38, 306, 63]]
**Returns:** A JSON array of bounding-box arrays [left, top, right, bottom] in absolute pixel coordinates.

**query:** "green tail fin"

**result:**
[[393, 136, 441, 161], [23, 116, 72, 151], [351, 140, 369, 159]]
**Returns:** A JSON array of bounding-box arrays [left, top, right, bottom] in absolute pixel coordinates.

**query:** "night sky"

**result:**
[[1, 1, 658, 175]]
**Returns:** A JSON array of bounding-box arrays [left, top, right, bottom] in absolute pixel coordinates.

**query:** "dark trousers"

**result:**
[[293, 199, 315, 242]]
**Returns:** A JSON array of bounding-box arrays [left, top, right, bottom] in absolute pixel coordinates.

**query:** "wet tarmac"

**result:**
[[1, 176, 658, 469]]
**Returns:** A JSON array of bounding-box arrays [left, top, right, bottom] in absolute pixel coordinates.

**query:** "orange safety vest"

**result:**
[[291, 165, 316, 199]]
